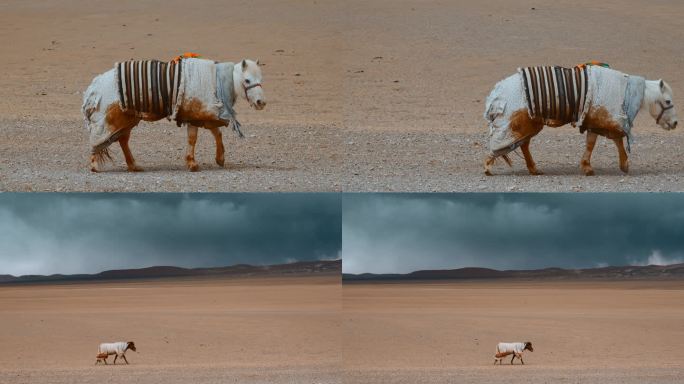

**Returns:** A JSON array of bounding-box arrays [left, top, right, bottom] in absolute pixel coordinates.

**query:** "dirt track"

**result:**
[[1, 0, 684, 191]]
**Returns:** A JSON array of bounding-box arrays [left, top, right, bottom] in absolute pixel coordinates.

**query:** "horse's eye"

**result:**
[[245, 79, 251, 85], [666, 100, 672, 105]]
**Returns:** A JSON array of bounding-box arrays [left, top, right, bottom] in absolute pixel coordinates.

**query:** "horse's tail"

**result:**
[[90, 128, 131, 166]]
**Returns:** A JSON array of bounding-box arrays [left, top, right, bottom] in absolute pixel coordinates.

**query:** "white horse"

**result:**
[[483, 66, 678, 176], [82, 58, 265, 172]]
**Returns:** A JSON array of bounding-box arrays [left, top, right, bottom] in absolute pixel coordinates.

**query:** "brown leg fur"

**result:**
[[580, 131, 598, 176], [485, 109, 543, 176], [208, 127, 225, 167], [613, 137, 629, 173], [90, 104, 140, 172], [484, 155, 496, 176], [90, 153, 103, 173], [186, 124, 199, 172], [119, 130, 143, 172], [520, 140, 542, 175]]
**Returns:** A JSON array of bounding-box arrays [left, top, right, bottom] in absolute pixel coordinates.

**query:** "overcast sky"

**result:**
[[0, 193, 340, 276], [343, 194, 684, 274]]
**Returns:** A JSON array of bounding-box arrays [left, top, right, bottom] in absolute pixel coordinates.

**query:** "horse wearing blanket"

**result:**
[[494, 341, 533, 365], [97, 341, 136, 365], [483, 64, 677, 175], [82, 57, 265, 172]]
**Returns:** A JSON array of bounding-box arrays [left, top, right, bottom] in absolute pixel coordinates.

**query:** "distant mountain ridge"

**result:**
[[343, 263, 684, 281], [0, 260, 341, 284]]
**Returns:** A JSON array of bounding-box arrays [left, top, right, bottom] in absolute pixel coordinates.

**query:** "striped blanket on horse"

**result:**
[[116, 60, 182, 117], [519, 65, 589, 126]]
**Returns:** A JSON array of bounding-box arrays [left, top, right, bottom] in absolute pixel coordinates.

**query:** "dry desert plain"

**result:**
[[1, 0, 684, 191], [342, 280, 684, 383], [0, 275, 341, 384]]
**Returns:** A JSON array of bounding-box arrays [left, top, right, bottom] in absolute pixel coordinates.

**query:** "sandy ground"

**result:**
[[341, 0, 684, 191], [343, 280, 684, 383], [0, 276, 341, 384], [2, 0, 684, 191], [0, 0, 345, 192]]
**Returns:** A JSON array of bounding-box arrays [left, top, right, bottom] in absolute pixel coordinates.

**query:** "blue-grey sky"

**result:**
[[0, 193, 341, 276], [343, 194, 684, 274]]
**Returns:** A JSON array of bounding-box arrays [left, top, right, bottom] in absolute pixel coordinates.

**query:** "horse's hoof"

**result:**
[[583, 169, 595, 176], [529, 169, 543, 176], [127, 166, 144, 172], [216, 158, 225, 167], [484, 170, 493, 176], [620, 164, 629, 173], [90, 167, 100, 173], [188, 164, 200, 172]]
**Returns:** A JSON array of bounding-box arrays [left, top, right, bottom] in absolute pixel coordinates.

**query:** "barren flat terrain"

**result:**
[[2, 1, 684, 191], [0, 0, 344, 191], [343, 280, 684, 383], [341, 0, 684, 191], [0, 276, 341, 384]]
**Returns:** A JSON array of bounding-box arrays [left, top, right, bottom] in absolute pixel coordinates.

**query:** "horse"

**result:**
[[82, 57, 265, 172], [483, 65, 677, 176]]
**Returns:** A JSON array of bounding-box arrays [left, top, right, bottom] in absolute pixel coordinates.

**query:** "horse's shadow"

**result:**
[[100, 162, 296, 173], [499, 164, 663, 177]]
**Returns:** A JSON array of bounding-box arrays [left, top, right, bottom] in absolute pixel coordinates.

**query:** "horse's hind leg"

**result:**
[[185, 124, 200, 172], [119, 130, 143, 172], [613, 137, 629, 173], [208, 126, 225, 167], [520, 139, 542, 175], [580, 131, 598, 176]]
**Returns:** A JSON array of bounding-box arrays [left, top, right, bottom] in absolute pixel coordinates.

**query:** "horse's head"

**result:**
[[648, 79, 677, 130], [127, 341, 137, 352], [524, 342, 533, 352], [238, 59, 266, 110]]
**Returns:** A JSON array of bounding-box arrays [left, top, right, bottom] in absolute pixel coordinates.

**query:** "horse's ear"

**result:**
[[241, 60, 247, 71], [660, 79, 665, 91], [256, 59, 261, 66]]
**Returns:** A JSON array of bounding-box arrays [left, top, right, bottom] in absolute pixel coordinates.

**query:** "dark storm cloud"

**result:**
[[0, 193, 340, 276], [343, 194, 684, 274]]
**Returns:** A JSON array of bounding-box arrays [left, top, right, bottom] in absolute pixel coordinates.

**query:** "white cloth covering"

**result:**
[[484, 66, 645, 156], [98, 342, 129, 357]]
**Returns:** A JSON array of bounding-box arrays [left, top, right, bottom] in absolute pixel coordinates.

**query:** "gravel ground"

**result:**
[[0, 118, 342, 192], [342, 128, 684, 192], [2, 0, 684, 192], [343, 367, 684, 384], [0, 366, 341, 384], [2, 118, 682, 192]]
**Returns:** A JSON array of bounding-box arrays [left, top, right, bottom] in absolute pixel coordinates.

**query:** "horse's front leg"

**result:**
[[208, 126, 225, 167], [580, 131, 598, 176], [185, 124, 199, 172], [520, 139, 542, 175], [484, 154, 496, 176], [510, 354, 516, 365], [118, 130, 143, 172], [613, 137, 629, 173]]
